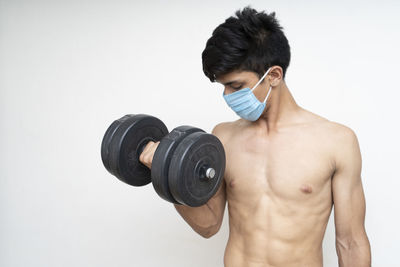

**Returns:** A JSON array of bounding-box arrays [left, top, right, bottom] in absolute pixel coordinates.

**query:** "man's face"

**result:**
[[216, 70, 265, 96]]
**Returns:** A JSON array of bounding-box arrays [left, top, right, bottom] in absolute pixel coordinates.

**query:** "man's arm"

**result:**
[[174, 123, 228, 238], [139, 123, 228, 238], [174, 179, 226, 238], [332, 127, 371, 267]]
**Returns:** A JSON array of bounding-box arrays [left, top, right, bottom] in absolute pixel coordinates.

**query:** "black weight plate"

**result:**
[[151, 126, 204, 204], [106, 114, 168, 186], [168, 132, 226, 207], [101, 115, 132, 175]]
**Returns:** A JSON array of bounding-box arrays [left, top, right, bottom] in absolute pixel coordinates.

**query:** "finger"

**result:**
[[139, 141, 154, 165]]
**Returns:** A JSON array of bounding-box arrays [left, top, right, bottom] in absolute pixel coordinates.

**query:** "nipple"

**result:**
[[300, 184, 313, 194]]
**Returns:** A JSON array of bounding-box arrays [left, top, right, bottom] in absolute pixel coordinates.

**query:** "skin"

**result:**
[[139, 66, 371, 267]]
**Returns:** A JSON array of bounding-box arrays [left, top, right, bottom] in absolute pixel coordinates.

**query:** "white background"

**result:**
[[1, 0, 399, 266]]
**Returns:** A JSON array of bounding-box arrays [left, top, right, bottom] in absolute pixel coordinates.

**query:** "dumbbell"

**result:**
[[101, 114, 226, 207]]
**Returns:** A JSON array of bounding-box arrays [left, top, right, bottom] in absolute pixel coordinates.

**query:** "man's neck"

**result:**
[[256, 81, 301, 132]]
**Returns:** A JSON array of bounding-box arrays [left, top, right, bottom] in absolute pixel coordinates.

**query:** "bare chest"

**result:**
[[224, 130, 334, 202]]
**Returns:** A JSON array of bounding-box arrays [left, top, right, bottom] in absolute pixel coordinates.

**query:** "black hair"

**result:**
[[202, 6, 291, 82]]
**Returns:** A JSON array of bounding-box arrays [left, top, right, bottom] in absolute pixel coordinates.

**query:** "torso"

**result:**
[[219, 112, 338, 267]]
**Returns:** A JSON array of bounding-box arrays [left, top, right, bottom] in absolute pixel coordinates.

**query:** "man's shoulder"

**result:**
[[302, 112, 360, 172], [319, 120, 358, 143], [300, 109, 359, 155], [302, 109, 357, 140], [307, 114, 360, 167], [212, 120, 234, 132], [211, 120, 241, 143], [320, 121, 361, 173]]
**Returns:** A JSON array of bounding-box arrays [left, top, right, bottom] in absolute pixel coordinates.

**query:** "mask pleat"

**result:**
[[222, 67, 272, 121]]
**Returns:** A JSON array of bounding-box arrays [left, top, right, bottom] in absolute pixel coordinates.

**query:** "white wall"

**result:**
[[1, 0, 399, 266]]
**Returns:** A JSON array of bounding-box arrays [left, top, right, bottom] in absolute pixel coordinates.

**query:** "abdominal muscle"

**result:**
[[222, 180, 333, 267]]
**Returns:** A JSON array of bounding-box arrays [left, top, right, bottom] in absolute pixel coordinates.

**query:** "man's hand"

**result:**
[[139, 141, 160, 169]]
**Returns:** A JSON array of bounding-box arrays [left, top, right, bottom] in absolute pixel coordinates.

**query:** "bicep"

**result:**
[[332, 129, 367, 240]]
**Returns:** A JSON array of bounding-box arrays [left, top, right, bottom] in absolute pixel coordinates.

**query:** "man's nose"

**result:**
[[223, 88, 232, 95]]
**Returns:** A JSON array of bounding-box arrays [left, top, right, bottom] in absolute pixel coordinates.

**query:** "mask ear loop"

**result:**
[[251, 67, 272, 91], [262, 85, 273, 103]]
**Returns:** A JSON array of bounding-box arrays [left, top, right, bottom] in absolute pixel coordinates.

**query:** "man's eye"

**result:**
[[232, 85, 243, 90]]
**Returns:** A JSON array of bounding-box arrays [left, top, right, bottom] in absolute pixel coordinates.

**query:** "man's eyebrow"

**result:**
[[222, 80, 243, 86]]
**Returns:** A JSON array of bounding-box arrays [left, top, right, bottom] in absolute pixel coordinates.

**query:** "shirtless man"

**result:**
[[139, 6, 371, 267]]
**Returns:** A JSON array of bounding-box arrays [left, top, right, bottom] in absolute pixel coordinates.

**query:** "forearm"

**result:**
[[174, 202, 220, 238], [174, 178, 226, 238], [336, 237, 371, 267]]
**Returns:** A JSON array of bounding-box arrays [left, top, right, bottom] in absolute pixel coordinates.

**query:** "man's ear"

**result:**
[[269, 66, 283, 86]]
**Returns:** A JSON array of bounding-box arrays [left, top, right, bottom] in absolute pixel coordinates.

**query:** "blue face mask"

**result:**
[[223, 67, 272, 121]]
